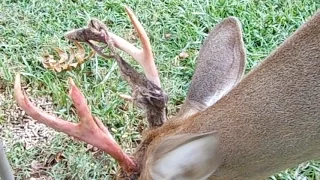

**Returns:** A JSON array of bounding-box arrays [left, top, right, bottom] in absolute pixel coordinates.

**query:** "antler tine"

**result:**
[[14, 73, 78, 133], [108, 7, 161, 87], [14, 73, 137, 172], [124, 7, 153, 59]]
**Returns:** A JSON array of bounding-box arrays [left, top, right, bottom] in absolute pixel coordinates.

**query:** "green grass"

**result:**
[[1, 0, 319, 179]]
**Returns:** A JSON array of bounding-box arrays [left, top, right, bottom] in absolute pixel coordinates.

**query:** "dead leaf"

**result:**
[[93, 150, 104, 159], [53, 65, 62, 72], [40, 42, 94, 72], [55, 152, 66, 162], [86, 50, 96, 60], [69, 63, 78, 68], [45, 152, 65, 167], [74, 41, 85, 63], [164, 33, 171, 39], [54, 48, 68, 64], [31, 160, 45, 171], [179, 51, 189, 59], [119, 94, 133, 101]]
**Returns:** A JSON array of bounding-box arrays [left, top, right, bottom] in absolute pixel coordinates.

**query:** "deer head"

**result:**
[[14, 7, 320, 180]]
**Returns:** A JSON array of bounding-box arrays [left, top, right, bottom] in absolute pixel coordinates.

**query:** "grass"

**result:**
[[0, 0, 319, 179]]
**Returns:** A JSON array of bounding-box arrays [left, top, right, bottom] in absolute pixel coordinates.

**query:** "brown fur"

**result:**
[[119, 10, 320, 180]]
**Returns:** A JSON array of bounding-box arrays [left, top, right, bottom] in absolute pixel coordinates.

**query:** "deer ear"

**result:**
[[177, 17, 246, 119], [147, 132, 220, 180]]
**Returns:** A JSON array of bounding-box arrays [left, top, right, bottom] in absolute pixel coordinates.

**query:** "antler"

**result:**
[[64, 7, 168, 128], [14, 73, 137, 173], [108, 7, 160, 87], [64, 6, 160, 88]]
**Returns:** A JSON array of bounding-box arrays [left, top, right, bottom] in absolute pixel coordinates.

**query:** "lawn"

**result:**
[[0, 0, 320, 179]]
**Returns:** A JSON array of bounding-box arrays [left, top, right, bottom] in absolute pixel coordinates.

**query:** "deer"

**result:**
[[12, 6, 320, 180]]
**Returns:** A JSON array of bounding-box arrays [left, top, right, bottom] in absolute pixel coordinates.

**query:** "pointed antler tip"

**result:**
[[67, 78, 88, 107], [15, 72, 21, 80], [14, 73, 22, 92], [68, 77, 75, 86], [68, 78, 78, 96], [124, 6, 131, 12], [124, 6, 134, 17], [14, 72, 28, 109]]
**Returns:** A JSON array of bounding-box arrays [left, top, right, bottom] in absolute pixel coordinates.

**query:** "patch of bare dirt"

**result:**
[[0, 89, 57, 151], [0, 87, 59, 179]]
